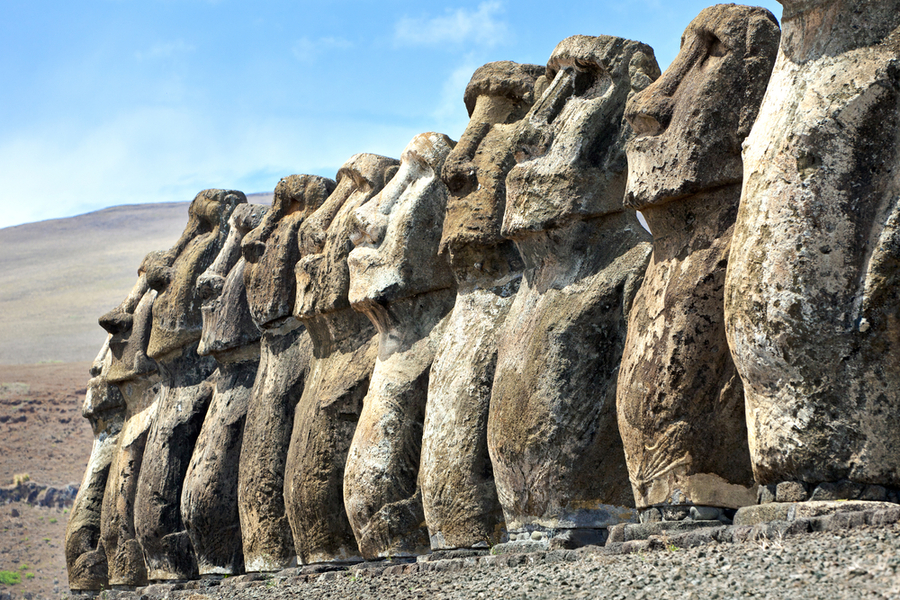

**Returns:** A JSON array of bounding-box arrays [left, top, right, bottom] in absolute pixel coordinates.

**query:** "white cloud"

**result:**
[[394, 1, 509, 48], [292, 36, 354, 63], [0, 107, 422, 229], [431, 59, 481, 138], [135, 40, 195, 61]]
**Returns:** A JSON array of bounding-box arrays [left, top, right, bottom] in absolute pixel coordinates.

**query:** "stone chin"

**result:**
[[623, 135, 743, 210]]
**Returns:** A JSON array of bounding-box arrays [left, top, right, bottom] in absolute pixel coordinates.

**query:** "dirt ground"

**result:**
[[0, 362, 95, 599]]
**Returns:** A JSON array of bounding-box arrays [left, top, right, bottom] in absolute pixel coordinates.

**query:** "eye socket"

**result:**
[[708, 34, 727, 58]]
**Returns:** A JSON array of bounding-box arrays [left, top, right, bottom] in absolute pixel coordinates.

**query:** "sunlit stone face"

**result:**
[[347, 132, 456, 307], [146, 189, 246, 360], [242, 175, 335, 330], [197, 203, 267, 357], [502, 35, 660, 239], [294, 154, 399, 320], [624, 5, 781, 210], [439, 61, 543, 276]]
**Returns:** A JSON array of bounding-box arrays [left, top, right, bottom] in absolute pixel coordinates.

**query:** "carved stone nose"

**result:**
[[197, 272, 225, 302], [242, 239, 266, 263], [145, 263, 173, 292], [99, 308, 133, 336], [625, 91, 674, 137], [443, 159, 477, 195]]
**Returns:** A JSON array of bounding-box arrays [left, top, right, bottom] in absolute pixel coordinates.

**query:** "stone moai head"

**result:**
[[242, 175, 336, 330], [502, 35, 660, 243], [624, 4, 780, 210], [100, 253, 161, 384], [348, 132, 457, 309], [145, 190, 246, 360], [197, 203, 268, 359], [294, 154, 400, 320], [82, 337, 126, 434], [440, 61, 545, 282]]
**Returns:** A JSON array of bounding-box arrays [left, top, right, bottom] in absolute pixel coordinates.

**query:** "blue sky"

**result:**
[[0, 1, 782, 229]]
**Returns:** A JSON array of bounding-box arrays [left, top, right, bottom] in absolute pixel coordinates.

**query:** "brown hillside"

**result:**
[[0, 194, 272, 365]]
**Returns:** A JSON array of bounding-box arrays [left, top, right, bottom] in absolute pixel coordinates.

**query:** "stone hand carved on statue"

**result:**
[[616, 4, 780, 514], [135, 189, 244, 581], [286, 153, 398, 565], [488, 35, 658, 544], [181, 203, 268, 576], [725, 0, 900, 493], [344, 132, 457, 559], [423, 61, 543, 551], [239, 175, 334, 572]]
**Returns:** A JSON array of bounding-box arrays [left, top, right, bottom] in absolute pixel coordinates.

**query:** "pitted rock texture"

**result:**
[[345, 132, 457, 559], [135, 191, 243, 581], [488, 35, 657, 534], [99, 269, 161, 588], [617, 4, 779, 510], [724, 0, 900, 487], [146, 190, 246, 361], [134, 345, 216, 581], [423, 61, 543, 550], [65, 346, 125, 591], [181, 204, 268, 576], [287, 153, 398, 565], [239, 176, 333, 572]]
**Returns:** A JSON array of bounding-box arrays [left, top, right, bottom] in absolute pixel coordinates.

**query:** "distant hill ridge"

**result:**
[[0, 194, 273, 365]]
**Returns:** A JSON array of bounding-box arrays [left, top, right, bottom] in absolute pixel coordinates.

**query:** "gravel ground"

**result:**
[[60, 520, 900, 600]]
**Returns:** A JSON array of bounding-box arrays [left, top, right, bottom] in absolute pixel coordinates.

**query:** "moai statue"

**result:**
[[65, 338, 125, 591], [344, 132, 457, 559], [99, 258, 161, 588], [421, 61, 544, 551], [239, 175, 334, 572], [180, 203, 268, 576], [135, 190, 245, 581], [725, 0, 900, 499], [616, 5, 780, 520], [488, 35, 658, 547], [286, 154, 399, 565]]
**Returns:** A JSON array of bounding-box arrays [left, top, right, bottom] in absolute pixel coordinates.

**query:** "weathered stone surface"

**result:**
[[181, 204, 268, 576], [136, 190, 244, 581], [345, 132, 457, 559], [616, 5, 779, 511], [99, 265, 161, 587], [734, 501, 900, 526], [66, 342, 124, 591], [724, 0, 900, 488], [239, 175, 334, 572], [422, 61, 543, 551], [287, 154, 398, 565], [488, 35, 658, 535]]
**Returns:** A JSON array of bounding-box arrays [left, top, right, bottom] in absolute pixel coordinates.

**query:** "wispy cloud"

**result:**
[[134, 40, 195, 61], [432, 58, 481, 137], [394, 1, 509, 48], [292, 36, 354, 63]]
